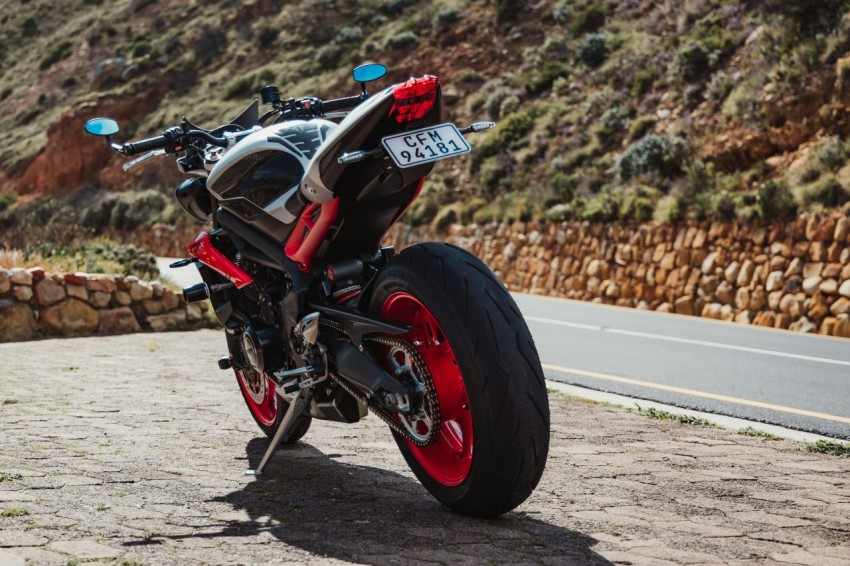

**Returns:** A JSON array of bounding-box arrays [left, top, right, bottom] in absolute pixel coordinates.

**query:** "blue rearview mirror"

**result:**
[[85, 117, 120, 137], [352, 63, 387, 84]]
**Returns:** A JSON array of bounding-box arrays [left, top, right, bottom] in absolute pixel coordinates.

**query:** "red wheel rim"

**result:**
[[381, 292, 473, 487], [236, 369, 278, 427]]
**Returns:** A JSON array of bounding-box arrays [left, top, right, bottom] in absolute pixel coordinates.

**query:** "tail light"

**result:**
[[390, 75, 438, 123]]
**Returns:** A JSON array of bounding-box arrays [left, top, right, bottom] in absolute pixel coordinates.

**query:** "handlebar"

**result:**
[[319, 95, 364, 114], [121, 129, 228, 156]]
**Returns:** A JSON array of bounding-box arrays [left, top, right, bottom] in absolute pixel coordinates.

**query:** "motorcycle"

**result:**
[[84, 64, 549, 517]]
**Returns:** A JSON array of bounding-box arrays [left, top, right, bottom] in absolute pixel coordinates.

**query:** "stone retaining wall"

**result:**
[[384, 212, 850, 338], [0, 268, 206, 342]]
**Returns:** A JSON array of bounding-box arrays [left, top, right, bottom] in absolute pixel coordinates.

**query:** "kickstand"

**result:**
[[245, 388, 313, 476]]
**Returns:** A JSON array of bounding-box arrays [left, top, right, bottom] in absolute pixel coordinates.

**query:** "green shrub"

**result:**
[[498, 95, 520, 118], [431, 205, 458, 232], [706, 70, 734, 102], [335, 26, 363, 44], [803, 175, 850, 208], [552, 2, 570, 23], [616, 135, 689, 182], [257, 26, 279, 47], [581, 192, 619, 222], [194, 27, 227, 63], [478, 157, 510, 193], [522, 61, 569, 95], [0, 191, 18, 212], [494, 0, 523, 24], [316, 44, 344, 67], [22, 17, 37, 37], [404, 194, 439, 226], [484, 86, 512, 120], [544, 203, 573, 221], [631, 68, 657, 98], [39, 40, 73, 71], [433, 7, 461, 31], [758, 180, 797, 219], [817, 137, 848, 171], [654, 194, 684, 223], [571, 5, 606, 35], [579, 33, 607, 68], [628, 115, 656, 141], [386, 31, 418, 50], [669, 40, 712, 83], [383, 0, 417, 14]]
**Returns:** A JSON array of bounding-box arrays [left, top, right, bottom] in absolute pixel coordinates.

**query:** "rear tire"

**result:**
[[369, 243, 549, 517]]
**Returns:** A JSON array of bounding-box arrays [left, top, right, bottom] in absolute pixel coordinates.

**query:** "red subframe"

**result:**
[[187, 231, 254, 289], [285, 198, 340, 272]]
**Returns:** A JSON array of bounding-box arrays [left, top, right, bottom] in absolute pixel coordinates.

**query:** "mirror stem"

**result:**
[[105, 136, 124, 154]]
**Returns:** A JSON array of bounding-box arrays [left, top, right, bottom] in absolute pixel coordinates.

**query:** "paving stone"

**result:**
[[0, 549, 24, 566], [771, 548, 850, 565], [0, 330, 849, 564], [49, 539, 122, 559]]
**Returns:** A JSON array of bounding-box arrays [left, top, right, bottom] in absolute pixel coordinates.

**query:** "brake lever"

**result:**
[[122, 149, 167, 171]]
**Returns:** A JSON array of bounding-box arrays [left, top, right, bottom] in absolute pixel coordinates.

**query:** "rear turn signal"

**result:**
[[390, 75, 438, 123]]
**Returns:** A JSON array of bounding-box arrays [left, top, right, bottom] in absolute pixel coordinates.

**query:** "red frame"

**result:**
[[188, 231, 254, 289], [285, 198, 340, 272]]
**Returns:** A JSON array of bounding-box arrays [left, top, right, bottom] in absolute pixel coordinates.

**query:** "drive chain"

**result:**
[[320, 319, 441, 447]]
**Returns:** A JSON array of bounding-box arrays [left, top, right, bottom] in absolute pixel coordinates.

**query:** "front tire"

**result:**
[[227, 335, 311, 442], [369, 243, 550, 517]]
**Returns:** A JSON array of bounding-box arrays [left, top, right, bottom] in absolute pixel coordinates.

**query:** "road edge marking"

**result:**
[[542, 363, 850, 426], [544, 380, 840, 443]]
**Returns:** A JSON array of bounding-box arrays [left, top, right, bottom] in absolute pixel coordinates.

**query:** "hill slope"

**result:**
[[1, 0, 850, 244]]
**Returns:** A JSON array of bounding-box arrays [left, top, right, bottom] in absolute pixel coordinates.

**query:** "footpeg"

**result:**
[[217, 357, 232, 370]]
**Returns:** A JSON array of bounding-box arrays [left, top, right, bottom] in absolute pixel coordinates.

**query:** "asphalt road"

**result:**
[[515, 293, 850, 440], [157, 259, 850, 440]]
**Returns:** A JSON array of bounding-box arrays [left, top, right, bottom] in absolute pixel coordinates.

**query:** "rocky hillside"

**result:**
[[1, 0, 850, 246]]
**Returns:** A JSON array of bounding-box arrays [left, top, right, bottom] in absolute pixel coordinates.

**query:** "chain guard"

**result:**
[[321, 319, 441, 447]]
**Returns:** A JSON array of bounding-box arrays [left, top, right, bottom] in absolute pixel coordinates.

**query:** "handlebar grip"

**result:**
[[122, 135, 169, 156], [321, 95, 363, 113]]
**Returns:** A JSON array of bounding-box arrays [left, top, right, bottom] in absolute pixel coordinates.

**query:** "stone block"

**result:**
[[13, 285, 33, 302], [830, 297, 850, 316], [147, 311, 187, 331], [802, 276, 822, 296], [35, 277, 66, 306], [674, 296, 693, 316], [0, 301, 36, 342], [0, 269, 10, 294], [765, 271, 784, 292], [90, 291, 112, 308], [9, 268, 32, 286], [66, 284, 88, 301], [130, 281, 154, 302], [819, 279, 838, 295], [86, 276, 117, 294], [144, 299, 164, 314], [39, 299, 100, 337], [98, 307, 142, 335]]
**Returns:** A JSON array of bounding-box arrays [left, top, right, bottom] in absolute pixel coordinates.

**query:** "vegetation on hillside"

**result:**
[[1, 0, 850, 242]]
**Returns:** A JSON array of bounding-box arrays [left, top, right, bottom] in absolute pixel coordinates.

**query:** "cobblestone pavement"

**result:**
[[0, 330, 849, 565]]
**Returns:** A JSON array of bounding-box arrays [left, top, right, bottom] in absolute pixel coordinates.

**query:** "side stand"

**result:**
[[245, 388, 313, 476]]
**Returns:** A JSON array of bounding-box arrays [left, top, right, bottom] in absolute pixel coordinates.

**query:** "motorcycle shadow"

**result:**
[[205, 437, 612, 564]]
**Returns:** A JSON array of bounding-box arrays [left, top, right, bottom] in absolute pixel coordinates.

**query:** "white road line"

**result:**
[[526, 315, 850, 368]]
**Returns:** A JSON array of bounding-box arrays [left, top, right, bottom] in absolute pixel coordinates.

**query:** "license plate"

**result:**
[[381, 123, 471, 169]]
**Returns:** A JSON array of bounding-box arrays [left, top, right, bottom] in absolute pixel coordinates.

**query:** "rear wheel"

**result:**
[[369, 243, 549, 517]]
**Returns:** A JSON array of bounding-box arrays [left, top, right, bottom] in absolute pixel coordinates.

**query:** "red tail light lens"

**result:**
[[390, 75, 438, 123]]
